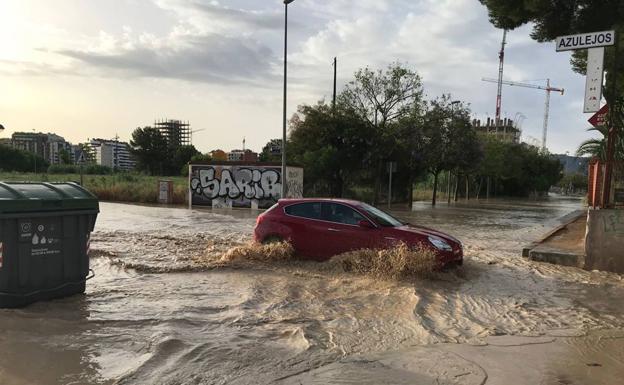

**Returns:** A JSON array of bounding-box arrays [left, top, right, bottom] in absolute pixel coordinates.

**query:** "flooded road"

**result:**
[[1, 197, 623, 384]]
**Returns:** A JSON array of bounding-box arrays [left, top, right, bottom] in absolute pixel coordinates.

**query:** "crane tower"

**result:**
[[482, 78, 564, 150]]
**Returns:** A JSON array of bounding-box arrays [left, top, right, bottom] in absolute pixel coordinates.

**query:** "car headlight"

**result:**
[[428, 236, 452, 251]]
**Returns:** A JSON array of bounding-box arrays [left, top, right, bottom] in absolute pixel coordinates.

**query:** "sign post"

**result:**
[[555, 30, 617, 206], [387, 161, 396, 208]]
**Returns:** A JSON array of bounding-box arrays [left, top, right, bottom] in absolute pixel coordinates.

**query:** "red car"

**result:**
[[254, 198, 463, 266]]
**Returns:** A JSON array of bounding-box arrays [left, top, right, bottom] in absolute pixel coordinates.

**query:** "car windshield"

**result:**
[[358, 203, 404, 227]]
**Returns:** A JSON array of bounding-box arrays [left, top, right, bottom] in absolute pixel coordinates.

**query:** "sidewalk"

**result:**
[[522, 210, 586, 267]]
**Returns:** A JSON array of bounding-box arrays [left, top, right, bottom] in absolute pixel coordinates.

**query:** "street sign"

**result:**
[[555, 30, 615, 52], [77, 151, 86, 164], [583, 47, 605, 113], [588, 104, 609, 127]]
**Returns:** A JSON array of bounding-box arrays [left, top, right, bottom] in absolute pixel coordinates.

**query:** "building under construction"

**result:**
[[154, 119, 190, 148], [472, 117, 521, 144]]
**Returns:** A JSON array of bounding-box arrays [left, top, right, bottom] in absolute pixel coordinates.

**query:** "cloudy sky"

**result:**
[[0, 0, 602, 155]]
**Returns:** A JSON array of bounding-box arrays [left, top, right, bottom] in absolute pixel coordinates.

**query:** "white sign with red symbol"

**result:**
[[584, 47, 605, 113]]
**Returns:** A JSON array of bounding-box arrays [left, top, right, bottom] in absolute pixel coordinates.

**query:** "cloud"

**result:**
[[58, 32, 279, 85]]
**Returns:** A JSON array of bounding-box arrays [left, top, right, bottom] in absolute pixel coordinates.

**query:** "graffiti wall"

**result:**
[[189, 163, 303, 209]]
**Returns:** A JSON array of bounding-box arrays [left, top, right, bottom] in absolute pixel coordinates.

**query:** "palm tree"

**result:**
[[577, 126, 624, 161]]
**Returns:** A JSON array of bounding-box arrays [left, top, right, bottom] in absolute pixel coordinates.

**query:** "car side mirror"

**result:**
[[358, 220, 375, 229]]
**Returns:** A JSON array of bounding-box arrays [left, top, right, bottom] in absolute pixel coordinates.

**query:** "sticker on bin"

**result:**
[[0, 242, 3, 268]]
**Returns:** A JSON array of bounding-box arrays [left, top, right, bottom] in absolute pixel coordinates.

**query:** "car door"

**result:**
[[282, 202, 327, 259], [320, 202, 376, 256]]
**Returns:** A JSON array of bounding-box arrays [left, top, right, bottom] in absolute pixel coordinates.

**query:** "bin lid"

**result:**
[[0, 182, 99, 214]]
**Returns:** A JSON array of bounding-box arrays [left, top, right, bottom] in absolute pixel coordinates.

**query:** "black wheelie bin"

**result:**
[[0, 182, 99, 308]]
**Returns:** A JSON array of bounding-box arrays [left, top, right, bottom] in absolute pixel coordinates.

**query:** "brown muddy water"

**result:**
[[1, 197, 624, 384]]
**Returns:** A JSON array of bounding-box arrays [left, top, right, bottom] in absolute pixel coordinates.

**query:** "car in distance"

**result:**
[[253, 198, 463, 266]]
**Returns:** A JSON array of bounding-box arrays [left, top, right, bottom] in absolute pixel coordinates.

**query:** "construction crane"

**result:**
[[482, 78, 564, 150], [190, 128, 206, 146], [495, 30, 507, 127]]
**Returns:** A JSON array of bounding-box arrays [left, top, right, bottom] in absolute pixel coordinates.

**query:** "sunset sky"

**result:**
[[0, 0, 601, 155]]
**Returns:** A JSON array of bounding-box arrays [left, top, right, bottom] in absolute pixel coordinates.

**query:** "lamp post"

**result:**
[[447, 100, 461, 204], [282, 0, 295, 199]]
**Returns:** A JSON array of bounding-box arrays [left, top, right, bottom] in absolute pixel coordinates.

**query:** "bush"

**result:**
[[48, 164, 78, 174], [83, 164, 112, 175]]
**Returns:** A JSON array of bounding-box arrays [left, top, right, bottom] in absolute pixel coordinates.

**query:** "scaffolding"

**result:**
[[154, 119, 190, 148]]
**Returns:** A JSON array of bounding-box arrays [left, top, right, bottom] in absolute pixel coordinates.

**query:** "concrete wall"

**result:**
[[189, 163, 303, 209], [585, 209, 624, 273]]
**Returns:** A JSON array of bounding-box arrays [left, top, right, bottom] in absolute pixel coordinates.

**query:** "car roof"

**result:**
[[278, 198, 365, 206]]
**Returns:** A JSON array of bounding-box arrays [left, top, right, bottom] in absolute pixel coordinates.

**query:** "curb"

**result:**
[[522, 209, 586, 258]]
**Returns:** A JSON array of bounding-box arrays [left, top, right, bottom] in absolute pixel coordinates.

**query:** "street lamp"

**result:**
[[282, 0, 295, 199], [447, 100, 461, 204]]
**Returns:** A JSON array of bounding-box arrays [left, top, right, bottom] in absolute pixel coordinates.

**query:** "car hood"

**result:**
[[388, 224, 462, 247]]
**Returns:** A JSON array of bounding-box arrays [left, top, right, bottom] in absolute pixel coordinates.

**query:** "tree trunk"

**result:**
[[465, 175, 469, 200], [372, 161, 382, 205], [432, 171, 439, 206], [476, 177, 483, 200], [486, 177, 490, 200], [454, 174, 459, 202], [407, 174, 414, 209]]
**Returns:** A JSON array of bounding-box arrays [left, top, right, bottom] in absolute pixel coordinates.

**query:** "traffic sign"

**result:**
[[588, 104, 609, 127], [555, 30, 615, 52]]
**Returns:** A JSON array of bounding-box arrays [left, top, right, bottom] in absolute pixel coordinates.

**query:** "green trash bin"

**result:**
[[0, 182, 99, 308]]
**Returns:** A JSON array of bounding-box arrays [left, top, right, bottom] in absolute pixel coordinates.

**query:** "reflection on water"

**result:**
[[1, 197, 623, 384]]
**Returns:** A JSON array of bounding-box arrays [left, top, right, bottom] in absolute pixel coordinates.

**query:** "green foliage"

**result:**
[[478, 138, 563, 196], [0, 145, 49, 172], [576, 124, 624, 161], [259, 139, 282, 162], [289, 102, 375, 197], [0, 171, 188, 204], [129, 127, 200, 176], [556, 173, 588, 191], [48, 164, 78, 174], [479, 0, 624, 106], [48, 163, 112, 175]]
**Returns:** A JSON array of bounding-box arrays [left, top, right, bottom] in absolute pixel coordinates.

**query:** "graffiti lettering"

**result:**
[[191, 167, 283, 202], [603, 211, 624, 234]]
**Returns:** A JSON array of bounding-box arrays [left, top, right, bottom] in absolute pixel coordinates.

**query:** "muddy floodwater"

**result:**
[[1, 196, 623, 384]]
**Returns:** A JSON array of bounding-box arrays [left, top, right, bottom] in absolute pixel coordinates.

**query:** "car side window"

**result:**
[[321, 203, 366, 225], [284, 202, 321, 219]]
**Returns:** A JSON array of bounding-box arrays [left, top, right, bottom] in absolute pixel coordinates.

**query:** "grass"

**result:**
[[0, 172, 189, 204]]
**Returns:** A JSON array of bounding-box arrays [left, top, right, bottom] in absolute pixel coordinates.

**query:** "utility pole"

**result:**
[[282, 0, 296, 199], [332, 57, 337, 109], [602, 35, 619, 207]]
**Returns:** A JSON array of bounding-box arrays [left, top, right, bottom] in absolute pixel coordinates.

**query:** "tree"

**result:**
[[288, 102, 375, 197], [0, 145, 49, 172], [129, 127, 169, 175], [172, 145, 201, 174], [59, 148, 72, 164], [339, 62, 425, 203], [577, 125, 624, 161], [479, 0, 624, 105], [259, 139, 282, 162], [419, 96, 481, 205]]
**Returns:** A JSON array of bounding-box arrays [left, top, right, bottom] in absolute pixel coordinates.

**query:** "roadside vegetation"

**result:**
[[0, 171, 188, 204], [281, 63, 563, 206]]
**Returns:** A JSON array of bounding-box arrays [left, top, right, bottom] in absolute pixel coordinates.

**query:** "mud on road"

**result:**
[[1, 197, 623, 385]]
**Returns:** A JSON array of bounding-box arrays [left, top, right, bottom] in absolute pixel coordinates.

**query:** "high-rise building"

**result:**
[[90, 138, 136, 171], [10, 132, 71, 164], [153, 119, 190, 149]]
